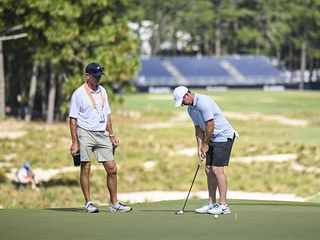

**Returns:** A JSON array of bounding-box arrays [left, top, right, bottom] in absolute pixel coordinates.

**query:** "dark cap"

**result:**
[[85, 62, 105, 78]]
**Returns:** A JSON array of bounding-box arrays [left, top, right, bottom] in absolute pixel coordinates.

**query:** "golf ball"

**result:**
[[214, 214, 219, 219]]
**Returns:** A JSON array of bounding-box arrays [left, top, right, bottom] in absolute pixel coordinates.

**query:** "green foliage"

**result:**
[[129, 0, 320, 66], [0, 168, 7, 183], [0, 0, 140, 119]]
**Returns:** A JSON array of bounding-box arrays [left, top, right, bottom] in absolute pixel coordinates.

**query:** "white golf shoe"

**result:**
[[208, 203, 231, 215], [108, 201, 132, 212], [85, 201, 99, 213], [195, 203, 217, 214]]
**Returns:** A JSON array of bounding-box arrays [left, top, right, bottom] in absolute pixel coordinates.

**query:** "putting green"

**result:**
[[1, 199, 319, 240]]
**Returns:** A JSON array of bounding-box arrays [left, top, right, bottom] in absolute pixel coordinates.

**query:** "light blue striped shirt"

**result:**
[[187, 93, 235, 142]]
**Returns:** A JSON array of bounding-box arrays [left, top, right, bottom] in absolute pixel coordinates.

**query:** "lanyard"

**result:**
[[84, 82, 105, 110]]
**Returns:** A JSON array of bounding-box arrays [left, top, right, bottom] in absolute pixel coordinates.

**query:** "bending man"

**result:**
[[173, 86, 238, 215]]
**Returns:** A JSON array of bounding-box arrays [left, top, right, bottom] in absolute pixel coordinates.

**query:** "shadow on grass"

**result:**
[[45, 208, 84, 213], [140, 209, 192, 213], [41, 178, 79, 188]]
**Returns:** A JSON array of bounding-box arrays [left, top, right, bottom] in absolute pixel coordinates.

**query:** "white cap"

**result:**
[[173, 86, 188, 107]]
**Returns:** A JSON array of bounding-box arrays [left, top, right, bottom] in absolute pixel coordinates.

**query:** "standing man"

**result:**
[[173, 86, 237, 215], [69, 62, 132, 213]]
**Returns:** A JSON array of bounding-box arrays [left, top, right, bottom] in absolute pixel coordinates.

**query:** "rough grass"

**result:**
[[0, 89, 319, 208]]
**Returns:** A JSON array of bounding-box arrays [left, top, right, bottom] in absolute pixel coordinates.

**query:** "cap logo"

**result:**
[[91, 66, 104, 73]]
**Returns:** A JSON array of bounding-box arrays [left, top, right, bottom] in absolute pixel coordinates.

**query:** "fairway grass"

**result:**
[[1, 199, 319, 240]]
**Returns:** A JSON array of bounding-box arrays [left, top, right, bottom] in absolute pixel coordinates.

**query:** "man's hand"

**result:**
[[198, 157, 204, 165], [69, 117, 79, 157], [70, 143, 80, 157], [200, 144, 209, 159], [110, 136, 119, 148]]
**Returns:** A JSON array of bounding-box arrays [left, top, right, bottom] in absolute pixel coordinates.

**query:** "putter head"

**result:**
[[175, 210, 184, 215]]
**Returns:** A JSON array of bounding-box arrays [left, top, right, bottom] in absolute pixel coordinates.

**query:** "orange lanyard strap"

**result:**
[[84, 83, 105, 110]]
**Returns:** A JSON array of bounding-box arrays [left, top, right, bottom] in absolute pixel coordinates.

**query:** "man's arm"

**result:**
[[69, 117, 79, 156], [106, 114, 119, 148], [195, 125, 204, 160], [200, 119, 214, 159], [203, 119, 214, 146]]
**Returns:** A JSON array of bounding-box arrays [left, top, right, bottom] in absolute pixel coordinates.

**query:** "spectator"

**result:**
[[16, 161, 39, 191], [69, 62, 132, 213]]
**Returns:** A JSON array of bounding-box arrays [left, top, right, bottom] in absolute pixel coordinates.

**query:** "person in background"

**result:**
[[16, 161, 39, 191], [69, 62, 132, 213], [173, 86, 238, 215]]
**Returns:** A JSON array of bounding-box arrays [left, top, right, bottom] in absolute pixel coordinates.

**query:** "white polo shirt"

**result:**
[[69, 83, 111, 131], [187, 93, 235, 142]]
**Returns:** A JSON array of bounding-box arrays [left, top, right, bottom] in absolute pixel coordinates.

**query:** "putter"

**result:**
[[175, 161, 202, 215]]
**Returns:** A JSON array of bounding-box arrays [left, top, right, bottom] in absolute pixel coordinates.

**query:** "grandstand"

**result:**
[[226, 56, 280, 84], [135, 57, 176, 86], [170, 56, 232, 85], [135, 56, 283, 91]]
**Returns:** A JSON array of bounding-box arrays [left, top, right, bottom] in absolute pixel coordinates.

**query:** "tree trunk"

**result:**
[[276, 47, 281, 69], [40, 68, 47, 120], [308, 58, 313, 82], [55, 74, 64, 121], [25, 63, 38, 121], [214, 17, 221, 56], [299, 31, 307, 90], [153, 26, 161, 55], [317, 60, 320, 82], [153, 16, 165, 55], [288, 43, 293, 84], [232, 20, 239, 54], [255, 39, 260, 56], [213, 0, 221, 56], [203, 35, 210, 54], [0, 41, 5, 117], [46, 70, 56, 124]]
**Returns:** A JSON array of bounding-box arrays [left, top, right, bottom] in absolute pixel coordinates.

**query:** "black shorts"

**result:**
[[206, 136, 235, 167]]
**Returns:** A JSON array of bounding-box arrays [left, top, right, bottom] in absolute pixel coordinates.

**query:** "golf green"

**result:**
[[1, 199, 319, 240]]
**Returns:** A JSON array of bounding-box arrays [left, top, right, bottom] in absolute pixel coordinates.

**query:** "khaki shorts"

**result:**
[[77, 127, 114, 162]]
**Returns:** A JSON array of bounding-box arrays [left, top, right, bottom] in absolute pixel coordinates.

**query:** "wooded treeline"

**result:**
[[0, 0, 319, 122]]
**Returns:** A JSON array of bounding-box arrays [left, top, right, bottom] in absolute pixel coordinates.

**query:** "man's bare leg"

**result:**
[[103, 160, 118, 204], [212, 166, 228, 205], [206, 166, 218, 204], [80, 161, 91, 203]]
